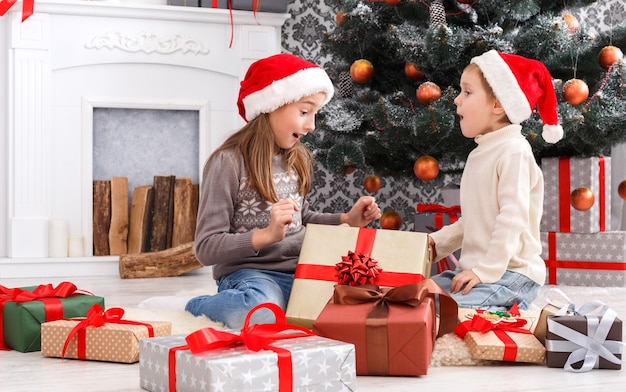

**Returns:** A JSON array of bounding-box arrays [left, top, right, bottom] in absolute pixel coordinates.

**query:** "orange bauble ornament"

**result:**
[[618, 180, 626, 200], [598, 45, 624, 70], [416, 82, 442, 106], [380, 210, 403, 230], [405, 62, 425, 81], [570, 187, 595, 211], [413, 155, 439, 181], [562, 78, 589, 106], [350, 59, 374, 84], [336, 11, 345, 25], [563, 14, 580, 33], [363, 175, 382, 193]]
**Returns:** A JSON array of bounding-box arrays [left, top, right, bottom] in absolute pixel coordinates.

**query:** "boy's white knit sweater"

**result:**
[[430, 124, 546, 286]]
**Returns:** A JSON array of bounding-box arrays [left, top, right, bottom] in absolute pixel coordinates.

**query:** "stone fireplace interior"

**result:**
[[0, 1, 289, 278]]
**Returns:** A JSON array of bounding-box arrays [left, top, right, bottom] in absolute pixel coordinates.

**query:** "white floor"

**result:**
[[1, 271, 624, 392]]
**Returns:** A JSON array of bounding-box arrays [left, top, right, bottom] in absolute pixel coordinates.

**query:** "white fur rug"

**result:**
[[122, 285, 626, 367]]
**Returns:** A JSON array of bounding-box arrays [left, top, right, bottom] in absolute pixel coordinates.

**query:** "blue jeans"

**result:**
[[185, 268, 294, 329], [431, 269, 540, 310]]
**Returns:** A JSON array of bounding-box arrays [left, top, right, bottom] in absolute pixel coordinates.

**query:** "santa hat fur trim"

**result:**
[[471, 50, 563, 143], [237, 53, 334, 122]]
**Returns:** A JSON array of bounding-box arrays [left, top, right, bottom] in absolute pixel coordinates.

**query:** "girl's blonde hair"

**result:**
[[211, 113, 313, 202]]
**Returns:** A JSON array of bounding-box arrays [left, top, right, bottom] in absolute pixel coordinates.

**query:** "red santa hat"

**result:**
[[470, 50, 564, 143], [237, 53, 335, 122]]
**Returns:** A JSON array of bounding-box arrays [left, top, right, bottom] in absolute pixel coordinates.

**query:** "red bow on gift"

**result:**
[[0, 282, 89, 350], [335, 251, 383, 286], [0, 0, 34, 22], [168, 303, 313, 392], [61, 304, 155, 360]]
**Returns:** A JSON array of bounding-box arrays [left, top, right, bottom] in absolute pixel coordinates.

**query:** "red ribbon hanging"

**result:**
[[0, 282, 88, 350], [210, 1, 262, 48], [167, 303, 313, 392], [0, 0, 35, 22], [416, 203, 461, 228], [293, 227, 424, 286], [454, 313, 531, 362], [60, 304, 156, 360]]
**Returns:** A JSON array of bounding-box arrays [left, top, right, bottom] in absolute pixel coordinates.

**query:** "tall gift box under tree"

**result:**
[[286, 224, 431, 329], [541, 156, 611, 234], [414, 203, 461, 276], [0, 282, 105, 352], [139, 303, 356, 392], [540, 231, 626, 286], [312, 280, 458, 376]]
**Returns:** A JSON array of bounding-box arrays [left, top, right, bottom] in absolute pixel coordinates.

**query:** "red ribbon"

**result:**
[[0, 282, 87, 350], [454, 314, 531, 362], [167, 303, 313, 392], [294, 227, 425, 286], [210, 1, 263, 48], [0, 0, 34, 22], [557, 157, 606, 232], [545, 231, 626, 284], [416, 204, 461, 228], [60, 304, 155, 360]]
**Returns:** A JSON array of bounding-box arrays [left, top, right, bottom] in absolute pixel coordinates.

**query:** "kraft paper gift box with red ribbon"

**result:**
[[40, 304, 171, 363], [286, 223, 431, 329], [540, 156, 611, 234], [540, 231, 626, 286], [414, 203, 461, 276], [138, 303, 356, 392], [199, 0, 288, 12], [0, 282, 105, 352], [312, 279, 458, 376], [455, 304, 546, 363], [545, 300, 623, 372]]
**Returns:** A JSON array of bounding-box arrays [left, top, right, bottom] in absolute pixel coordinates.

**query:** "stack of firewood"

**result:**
[[93, 175, 202, 279]]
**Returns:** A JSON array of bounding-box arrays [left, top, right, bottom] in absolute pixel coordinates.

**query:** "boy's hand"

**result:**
[[450, 269, 481, 295]]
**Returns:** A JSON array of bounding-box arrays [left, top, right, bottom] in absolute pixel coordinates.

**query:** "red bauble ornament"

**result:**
[[350, 59, 374, 84], [570, 187, 595, 211], [563, 14, 580, 33], [618, 180, 626, 200], [385, 0, 401, 5], [413, 155, 439, 181], [598, 45, 624, 70], [363, 175, 382, 193], [416, 82, 442, 106], [342, 166, 356, 175], [380, 210, 403, 230], [562, 78, 589, 106], [404, 62, 425, 81]]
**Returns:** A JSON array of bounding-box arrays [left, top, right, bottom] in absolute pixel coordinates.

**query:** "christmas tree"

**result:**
[[305, 0, 626, 180]]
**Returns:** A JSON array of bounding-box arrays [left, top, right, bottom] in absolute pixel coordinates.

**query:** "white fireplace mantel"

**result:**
[[0, 1, 289, 278]]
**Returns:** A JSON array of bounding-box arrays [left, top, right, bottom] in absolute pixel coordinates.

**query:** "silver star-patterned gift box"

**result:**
[[139, 333, 356, 392], [541, 157, 611, 234], [540, 231, 626, 286]]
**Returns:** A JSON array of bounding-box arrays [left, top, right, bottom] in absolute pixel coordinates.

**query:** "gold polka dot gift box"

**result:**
[[40, 304, 171, 363]]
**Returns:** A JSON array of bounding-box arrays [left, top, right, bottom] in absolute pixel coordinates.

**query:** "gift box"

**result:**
[[286, 224, 431, 329], [455, 308, 546, 363], [41, 305, 171, 363], [533, 288, 576, 345], [546, 310, 623, 372], [1, 282, 105, 352], [199, 0, 288, 13], [540, 231, 626, 286], [414, 203, 461, 276], [139, 303, 356, 392], [168, 0, 199, 6], [541, 156, 611, 234], [312, 280, 458, 376]]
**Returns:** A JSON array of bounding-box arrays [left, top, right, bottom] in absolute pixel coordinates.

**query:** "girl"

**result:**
[[140, 53, 380, 328]]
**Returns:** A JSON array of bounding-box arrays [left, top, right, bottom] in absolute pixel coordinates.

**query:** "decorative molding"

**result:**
[[85, 31, 210, 55]]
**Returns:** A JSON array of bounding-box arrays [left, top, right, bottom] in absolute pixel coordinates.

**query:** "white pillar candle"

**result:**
[[68, 235, 85, 257], [48, 220, 69, 258]]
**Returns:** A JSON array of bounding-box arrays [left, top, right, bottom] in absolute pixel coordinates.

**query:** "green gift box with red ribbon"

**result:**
[[139, 303, 356, 392], [0, 282, 105, 353], [286, 224, 432, 329]]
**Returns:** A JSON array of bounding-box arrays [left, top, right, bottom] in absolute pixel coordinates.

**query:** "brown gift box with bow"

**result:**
[[286, 224, 431, 329], [312, 280, 457, 376]]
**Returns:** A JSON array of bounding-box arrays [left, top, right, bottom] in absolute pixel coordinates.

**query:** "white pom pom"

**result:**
[[543, 124, 564, 143]]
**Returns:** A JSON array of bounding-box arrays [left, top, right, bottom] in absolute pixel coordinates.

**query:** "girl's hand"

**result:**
[[252, 198, 299, 250], [341, 196, 381, 227], [450, 269, 482, 295]]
